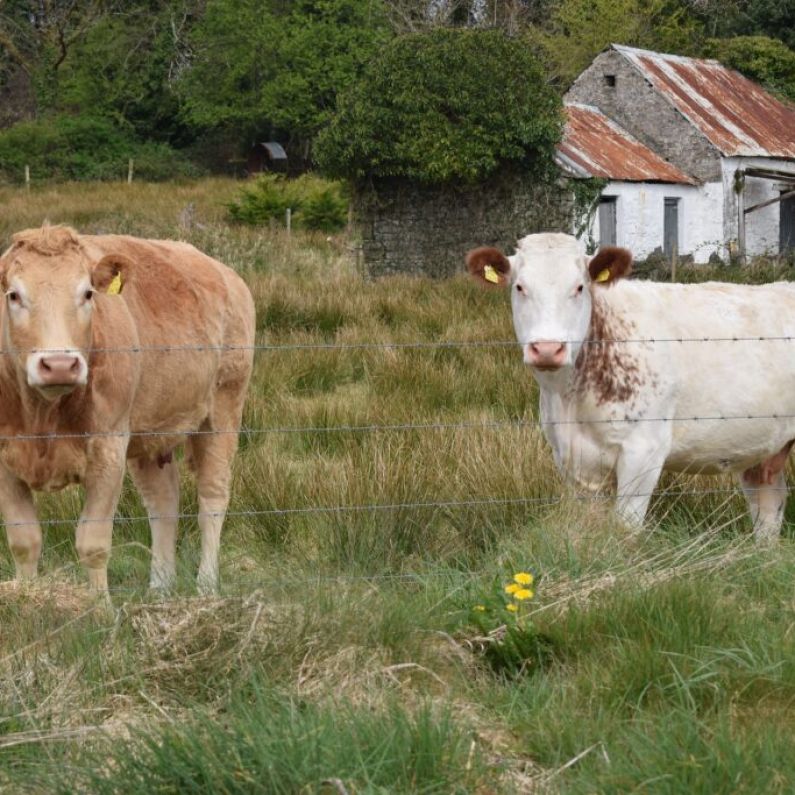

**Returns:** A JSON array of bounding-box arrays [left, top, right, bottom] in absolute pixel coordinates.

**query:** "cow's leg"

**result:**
[[738, 470, 787, 544], [189, 431, 237, 594], [739, 443, 792, 544], [129, 455, 180, 591], [615, 434, 669, 527], [0, 472, 41, 580], [77, 439, 127, 592], [188, 390, 246, 595]]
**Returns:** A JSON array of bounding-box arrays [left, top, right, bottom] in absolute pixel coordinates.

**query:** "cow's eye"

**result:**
[[84, 289, 94, 301], [515, 284, 523, 294], [7, 291, 19, 303], [576, 284, 584, 295]]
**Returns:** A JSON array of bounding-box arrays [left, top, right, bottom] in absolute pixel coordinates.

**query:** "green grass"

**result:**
[[43, 687, 481, 794], [3, 180, 795, 792]]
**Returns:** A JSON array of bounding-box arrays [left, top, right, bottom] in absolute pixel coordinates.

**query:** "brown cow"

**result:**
[[0, 225, 255, 594]]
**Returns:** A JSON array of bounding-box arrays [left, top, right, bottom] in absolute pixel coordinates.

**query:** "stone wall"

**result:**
[[566, 50, 722, 182], [353, 171, 574, 278]]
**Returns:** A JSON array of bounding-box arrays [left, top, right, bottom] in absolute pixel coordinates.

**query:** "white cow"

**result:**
[[467, 233, 795, 541]]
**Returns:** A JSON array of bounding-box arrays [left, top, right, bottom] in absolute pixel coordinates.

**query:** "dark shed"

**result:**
[[247, 142, 288, 174]]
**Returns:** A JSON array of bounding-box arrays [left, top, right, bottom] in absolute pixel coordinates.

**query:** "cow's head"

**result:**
[[0, 226, 130, 400], [467, 233, 632, 372]]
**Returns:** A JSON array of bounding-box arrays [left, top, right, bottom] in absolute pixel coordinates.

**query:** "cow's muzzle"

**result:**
[[526, 341, 567, 371], [27, 351, 88, 397]]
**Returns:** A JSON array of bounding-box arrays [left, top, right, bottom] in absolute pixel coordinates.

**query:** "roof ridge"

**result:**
[[610, 43, 721, 67]]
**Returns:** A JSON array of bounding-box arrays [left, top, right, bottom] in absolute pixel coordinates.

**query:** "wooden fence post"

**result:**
[[127, 158, 134, 184], [24, 165, 30, 191]]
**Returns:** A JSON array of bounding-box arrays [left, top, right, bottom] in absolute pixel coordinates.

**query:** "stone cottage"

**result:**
[[564, 44, 795, 262]]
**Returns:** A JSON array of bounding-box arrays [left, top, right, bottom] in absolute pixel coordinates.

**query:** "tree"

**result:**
[[314, 28, 563, 184], [58, 1, 200, 145], [0, 0, 118, 112], [702, 35, 795, 102], [178, 0, 391, 163], [528, 0, 704, 87], [686, 0, 795, 49]]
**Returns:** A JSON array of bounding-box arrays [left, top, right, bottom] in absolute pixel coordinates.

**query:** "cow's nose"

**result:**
[[37, 354, 82, 385], [527, 341, 567, 370]]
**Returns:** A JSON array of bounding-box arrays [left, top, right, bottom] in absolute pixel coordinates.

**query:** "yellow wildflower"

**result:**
[[506, 603, 518, 613], [513, 572, 534, 586], [513, 588, 533, 601], [473, 605, 486, 612], [505, 583, 520, 594]]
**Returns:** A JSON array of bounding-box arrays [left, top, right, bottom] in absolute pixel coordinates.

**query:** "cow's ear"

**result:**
[[588, 246, 632, 286], [92, 254, 133, 294], [466, 246, 512, 287]]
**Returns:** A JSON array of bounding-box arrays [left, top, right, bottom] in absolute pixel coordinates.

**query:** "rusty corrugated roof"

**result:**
[[614, 44, 795, 158], [558, 103, 696, 184]]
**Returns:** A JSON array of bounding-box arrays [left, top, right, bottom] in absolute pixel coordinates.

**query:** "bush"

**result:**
[[314, 28, 563, 184], [0, 114, 202, 184], [228, 174, 348, 232]]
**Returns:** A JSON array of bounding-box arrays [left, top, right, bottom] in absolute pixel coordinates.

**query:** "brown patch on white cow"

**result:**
[[742, 440, 795, 486], [575, 294, 644, 405]]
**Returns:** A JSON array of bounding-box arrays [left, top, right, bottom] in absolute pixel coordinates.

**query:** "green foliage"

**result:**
[[179, 0, 391, 158], [315, 28, 563, 184], [703, 35, 795, 102], [59, 2, 198, 146], [688, 0, 795, 50], [228, 174, 349, 231], [529, 0, 704, 87], [0, 114, 201, 184], [300, 185, 350, 232]]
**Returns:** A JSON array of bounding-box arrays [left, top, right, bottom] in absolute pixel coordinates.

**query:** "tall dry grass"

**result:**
[[1, 180, 795, 793]]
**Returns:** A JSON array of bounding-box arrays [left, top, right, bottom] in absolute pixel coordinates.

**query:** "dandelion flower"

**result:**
[[513, 588, 533, 601], [505, 583, 520, 594], [506, 603, 518, 613], [514, 572, 533, 586], [473, 605, 486, 612]]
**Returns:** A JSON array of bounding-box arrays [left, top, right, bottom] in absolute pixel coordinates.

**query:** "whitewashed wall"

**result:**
[[721, 157, 795, 257], [583, 181, 724, 263]]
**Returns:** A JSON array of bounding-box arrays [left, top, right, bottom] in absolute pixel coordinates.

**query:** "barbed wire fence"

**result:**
[[2, 333, 794, 589]]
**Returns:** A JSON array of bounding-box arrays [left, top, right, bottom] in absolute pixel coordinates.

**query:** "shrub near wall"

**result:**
[[315, 29, 562, 185], [228, 174, 349, 232]]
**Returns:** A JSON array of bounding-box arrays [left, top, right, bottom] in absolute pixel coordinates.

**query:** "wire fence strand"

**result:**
[[5, 332, 795, 356], [3, 410, 795, 444], [3, 486, 759, 529]]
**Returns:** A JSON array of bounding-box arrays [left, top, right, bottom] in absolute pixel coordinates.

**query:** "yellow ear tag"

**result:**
[[595, 268, 611, 283], [106, 273, 123, 295], [483, 264, 501, 284]]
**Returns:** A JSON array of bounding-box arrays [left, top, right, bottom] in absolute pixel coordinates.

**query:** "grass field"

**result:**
[[3, 179, 795, 793]]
